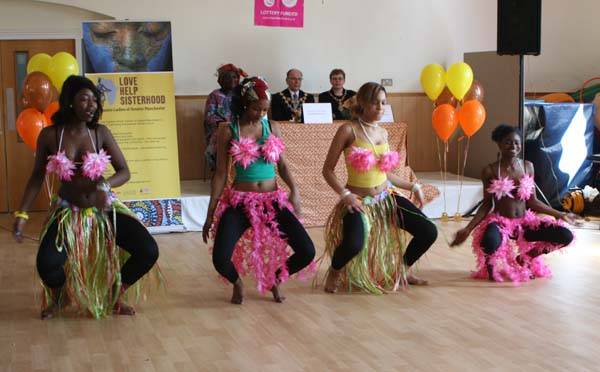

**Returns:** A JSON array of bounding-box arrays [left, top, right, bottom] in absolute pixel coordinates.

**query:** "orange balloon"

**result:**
[[459, 100, 486, 137], [21, 71, 53, 112], [43, 101, 59, 125], [432, 103, 459, 142], [16, 108, 47, 150], [463, 80, 485, 102], [50, 85, 59, 101], [434, 87, 458, 108]]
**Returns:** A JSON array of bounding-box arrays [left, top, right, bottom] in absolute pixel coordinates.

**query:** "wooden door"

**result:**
[[0, 39, 75, 211]]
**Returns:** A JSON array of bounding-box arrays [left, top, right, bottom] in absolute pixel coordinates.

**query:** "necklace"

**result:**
[[358, 117, 379, 128], [497, 157, 523, 177], [358, 121, 383, 155], [328, 89, 347, 106], [281, 91, 308, 122]]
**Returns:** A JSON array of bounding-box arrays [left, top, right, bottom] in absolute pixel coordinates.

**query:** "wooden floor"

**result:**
[[1, 212, 600, 372]]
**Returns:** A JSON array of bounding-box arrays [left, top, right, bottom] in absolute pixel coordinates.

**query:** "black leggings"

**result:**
[[331, 195, 438, 270], [37, 212, 159, 288], [481, 223, 573, 255], [212, 205, 316, 284]]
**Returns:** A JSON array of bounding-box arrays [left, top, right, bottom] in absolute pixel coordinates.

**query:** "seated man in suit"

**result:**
[[318, 68, 356, 120], [271, 69, 315, 123]]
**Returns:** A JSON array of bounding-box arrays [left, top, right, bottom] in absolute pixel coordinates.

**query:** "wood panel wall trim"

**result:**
[[174, 94, 438, 180], [174, 92, 429, 100]]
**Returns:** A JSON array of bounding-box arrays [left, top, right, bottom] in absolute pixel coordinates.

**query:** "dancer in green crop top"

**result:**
[[202, 77, 315, 304]]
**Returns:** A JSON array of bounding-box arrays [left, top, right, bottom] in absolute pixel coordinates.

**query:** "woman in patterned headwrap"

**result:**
[[203, 64, 247, 172]]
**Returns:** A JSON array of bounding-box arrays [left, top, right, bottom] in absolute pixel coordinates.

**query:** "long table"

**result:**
[[276, 121, 439, 226]]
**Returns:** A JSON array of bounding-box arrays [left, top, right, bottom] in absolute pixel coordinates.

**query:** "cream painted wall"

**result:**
[[0, 0, 111, 38], [34, 0, 495, 94], [2, 0, 598, 94]]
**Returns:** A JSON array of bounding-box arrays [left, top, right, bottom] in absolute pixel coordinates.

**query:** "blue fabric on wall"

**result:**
[[523, 102, 596, 209]]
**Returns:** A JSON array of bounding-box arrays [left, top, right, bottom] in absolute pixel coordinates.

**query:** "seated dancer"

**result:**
[[451, 124, 576, 282], [270, 69, 315, 123], [202, 76, 315, 304], [204, 63, 247, 171], [13, 76, 159, 319], [318, 69, 356, 120], [321, 82, 438, 294]]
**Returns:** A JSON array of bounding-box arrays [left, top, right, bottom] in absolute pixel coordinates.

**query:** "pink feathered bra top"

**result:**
[[46, 127, 111, 182], [486, 160, 535, 201], [344, 124, 400, 188]]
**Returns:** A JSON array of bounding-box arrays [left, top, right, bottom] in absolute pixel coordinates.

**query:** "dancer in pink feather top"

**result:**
[[202, 77, 315, 304], [13, 76, 159, 319], [451, 124, 578, 282]]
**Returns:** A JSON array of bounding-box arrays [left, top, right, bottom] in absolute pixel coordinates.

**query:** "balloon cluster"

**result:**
[[17, 52, 79, 150], [420, 63, 486, 143]]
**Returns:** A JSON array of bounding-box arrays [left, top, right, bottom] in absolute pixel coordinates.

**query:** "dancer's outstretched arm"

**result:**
[[322, 123, 363, 213], [451, 165, 495, 246], [203, 123, 232, 243]]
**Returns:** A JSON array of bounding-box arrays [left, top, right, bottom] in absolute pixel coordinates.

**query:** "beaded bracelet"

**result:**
[[339, 188, 352, 200], [96, 180, 111, 192], [14, 211, 29, 220]]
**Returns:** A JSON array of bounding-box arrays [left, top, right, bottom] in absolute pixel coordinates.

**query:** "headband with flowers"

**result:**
[[241, 77, 271, 102]]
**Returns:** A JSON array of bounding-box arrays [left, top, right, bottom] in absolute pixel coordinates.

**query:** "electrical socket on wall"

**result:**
[[381, 79, 393, 87]]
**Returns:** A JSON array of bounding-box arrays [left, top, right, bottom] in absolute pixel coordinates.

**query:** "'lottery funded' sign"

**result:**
[[254, 0, 304, 28]]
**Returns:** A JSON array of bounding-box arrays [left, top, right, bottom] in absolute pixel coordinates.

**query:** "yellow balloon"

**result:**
[[47, 52, 80, 92], [27, 53, 52, 75], [446, 62, 473, 100], [420, 64, 446, 101]]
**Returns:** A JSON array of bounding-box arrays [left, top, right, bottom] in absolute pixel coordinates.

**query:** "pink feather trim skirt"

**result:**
[[471, 210, 572, 282], [210, 187, 315, 293]]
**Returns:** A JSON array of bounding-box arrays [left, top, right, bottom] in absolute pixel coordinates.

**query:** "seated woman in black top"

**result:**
[[318, 69, 356, 120]]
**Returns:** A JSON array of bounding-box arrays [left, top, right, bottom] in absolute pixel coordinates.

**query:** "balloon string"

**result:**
[[435, 137, 447, 214], [456, 136, 470, 215], [455, 136, 462, 215], [443, 141, 448, 214]]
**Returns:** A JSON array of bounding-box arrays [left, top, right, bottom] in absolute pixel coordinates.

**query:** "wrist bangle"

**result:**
[[14, 211, 29, 220], [339, 189, 351, 200], [411, 183, 422, 193], [97, 181, 110, 192]]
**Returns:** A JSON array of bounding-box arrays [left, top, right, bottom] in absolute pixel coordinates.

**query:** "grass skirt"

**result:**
[[39, 197, 161, 319], [321, 187, 409, 294]]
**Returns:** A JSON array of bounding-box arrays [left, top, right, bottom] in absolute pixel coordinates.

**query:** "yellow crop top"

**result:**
[[344, 137, 390, 188]]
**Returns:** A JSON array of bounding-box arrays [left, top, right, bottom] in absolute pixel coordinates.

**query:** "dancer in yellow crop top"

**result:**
[[320, 82, 438, 294]]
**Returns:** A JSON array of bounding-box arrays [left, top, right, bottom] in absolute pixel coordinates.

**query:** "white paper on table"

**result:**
[[302, 103, 333, 124], [379, 104, 395, 123]]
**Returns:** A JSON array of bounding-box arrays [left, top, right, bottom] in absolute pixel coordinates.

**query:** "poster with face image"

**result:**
[[83, 21, 173, 73], [83, 21, 182, 231], [254, 0, 304, 28]]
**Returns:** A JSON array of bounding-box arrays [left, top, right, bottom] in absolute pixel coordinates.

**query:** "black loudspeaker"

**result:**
[[497, 0, 541, 55]]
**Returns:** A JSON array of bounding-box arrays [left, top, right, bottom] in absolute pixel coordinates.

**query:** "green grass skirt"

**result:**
[[39, 197, 162, 319], [321, 188, 409, 294]]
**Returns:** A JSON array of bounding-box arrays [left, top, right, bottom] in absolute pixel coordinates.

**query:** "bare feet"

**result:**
[[114, 285, 136, 315], [407, 274, 428, 286], [324, 267, 343, 293], [487, 262, 495, 281], [41, 288, 68, 320], [231, 278, 244, 305], [114, 301, 136, 315], [41, 304, 57, 320], [270, 284, 286, 303]]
